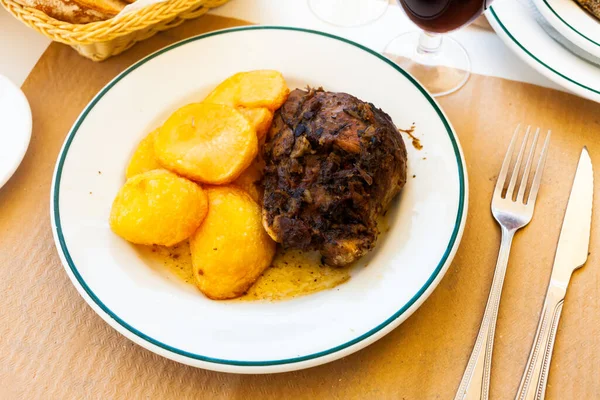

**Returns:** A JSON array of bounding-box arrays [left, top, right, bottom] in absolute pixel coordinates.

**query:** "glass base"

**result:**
[[383, 31, 471, 97], [308, 0, 388, 27]]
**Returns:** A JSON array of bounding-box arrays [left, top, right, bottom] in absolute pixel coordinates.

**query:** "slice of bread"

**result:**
[[15, 0, 114, 23], [75, 0, 126, 15]]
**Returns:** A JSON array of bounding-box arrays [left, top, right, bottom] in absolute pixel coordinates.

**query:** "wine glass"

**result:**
[[308, 0, 389, 27], [384, 0, 492, 97]]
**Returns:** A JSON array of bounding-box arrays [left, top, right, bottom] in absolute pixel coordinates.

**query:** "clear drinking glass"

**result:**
[[308, 0, 389, 27], [384, 0, 492, 97]]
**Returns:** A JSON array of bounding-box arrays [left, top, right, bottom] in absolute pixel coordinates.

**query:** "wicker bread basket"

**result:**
[[0, 0, 230, 61]]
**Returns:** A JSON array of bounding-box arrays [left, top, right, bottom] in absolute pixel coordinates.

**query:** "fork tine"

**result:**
[[516, 127, 540, 203], [527, 130, 551, 206], [494, 124, 521, 197], [506, 125, 531, 199]]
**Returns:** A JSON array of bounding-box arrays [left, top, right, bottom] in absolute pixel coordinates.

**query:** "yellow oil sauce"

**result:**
[[135, 243, 350, 301], [240, 249, 350, 301], [377, 212, 390, 234], [136, 242, 195, 285]]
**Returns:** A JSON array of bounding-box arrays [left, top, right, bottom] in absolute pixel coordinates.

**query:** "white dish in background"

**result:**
[[533, 0, 600, 58], [0, 74, 32, 189], [488, 0, 600, 103], [51, 26, 468, 374]]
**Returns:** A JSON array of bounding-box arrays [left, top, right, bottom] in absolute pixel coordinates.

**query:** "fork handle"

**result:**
[[454, 227, 515, 400], [515, 284, 567, 400]]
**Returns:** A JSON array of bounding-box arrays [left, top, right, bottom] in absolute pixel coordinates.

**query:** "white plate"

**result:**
[[51, 26, 468, 374], [488, 0, 600, 103], [533, 0, 600, 57], [0, 74, 32, 189]]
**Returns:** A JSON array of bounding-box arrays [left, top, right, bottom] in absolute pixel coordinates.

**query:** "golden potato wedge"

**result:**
[[203, 76, 237, 105], [154, 103, 258, 184], [110, 169, 208, 246], [233, 156, 265, 205], [190, 186, 276, 300], [204, 70, 289, 110], [125, 129, 162, 179], [237, 107, 273, 141]]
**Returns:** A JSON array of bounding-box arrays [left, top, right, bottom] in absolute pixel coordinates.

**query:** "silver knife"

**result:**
[[515, 147, 594, 400]]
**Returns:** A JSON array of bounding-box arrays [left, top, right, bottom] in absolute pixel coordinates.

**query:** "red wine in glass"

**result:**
[[384, 0, 493, 96], [399, 0, 491, 33]]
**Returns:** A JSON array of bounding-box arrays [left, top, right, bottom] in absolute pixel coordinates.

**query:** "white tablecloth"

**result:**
[[0, 0, 562, 90]]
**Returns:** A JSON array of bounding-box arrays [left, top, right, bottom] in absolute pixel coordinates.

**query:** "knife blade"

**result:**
[[516, 147, 594, 400], [549, 147, 594, 287]]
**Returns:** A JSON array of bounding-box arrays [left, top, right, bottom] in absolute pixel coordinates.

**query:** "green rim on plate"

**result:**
[[52, 26, 466, 367], [488, 6, 600, 96], [542, 0, 600, 48]]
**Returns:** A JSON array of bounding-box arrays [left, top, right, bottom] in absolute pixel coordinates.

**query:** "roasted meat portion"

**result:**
[[262, 88, 408, 266]]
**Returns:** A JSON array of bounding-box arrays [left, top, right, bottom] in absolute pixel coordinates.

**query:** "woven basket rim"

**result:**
[[1, 0, 228, 35]]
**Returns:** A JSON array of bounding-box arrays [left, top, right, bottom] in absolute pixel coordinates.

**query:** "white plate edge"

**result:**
[[487, 4, 600, 103]]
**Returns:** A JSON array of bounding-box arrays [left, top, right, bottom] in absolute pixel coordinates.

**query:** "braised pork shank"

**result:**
[[262, 88, 408, 266]]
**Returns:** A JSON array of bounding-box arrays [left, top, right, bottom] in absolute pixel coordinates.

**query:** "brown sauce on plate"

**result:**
[[399, 125, 422, 150]]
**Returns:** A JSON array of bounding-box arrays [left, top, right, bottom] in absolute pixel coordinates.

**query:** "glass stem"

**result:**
[[417, 31, 443, 55]]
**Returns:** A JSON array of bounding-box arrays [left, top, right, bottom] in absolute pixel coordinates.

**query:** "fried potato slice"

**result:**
[[190, 186, 276, 300], [204, 70, 289, 110], [237, 107, 273, 141], [110, 170, 208, 246], [233, 156, 265, 205], [154, 103, 258, 184], [125, 129, 162, 179]]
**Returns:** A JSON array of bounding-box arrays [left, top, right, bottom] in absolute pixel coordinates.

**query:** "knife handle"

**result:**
[[515, 284, 566, 400]]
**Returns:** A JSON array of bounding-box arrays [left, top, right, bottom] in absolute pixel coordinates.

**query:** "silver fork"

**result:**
[[454, 125, 551, 400]]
